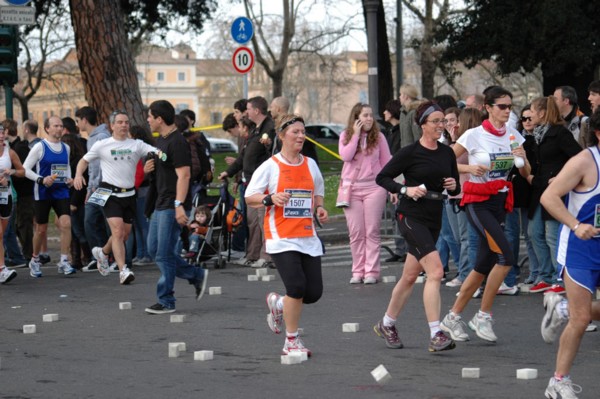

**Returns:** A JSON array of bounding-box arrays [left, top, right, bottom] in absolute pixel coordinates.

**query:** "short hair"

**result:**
[[108, 110, 128, 125], [587, 108, 600, 146], [44, 116, 62, 131], [271, 96, 290, 113], [75, 106, 98, 126], [2, 119, 18, 137], [555, 85, 578, 106], [588, 80, 600, 94], [247, 96, 268, 115], [483, 86, 513, 106], [23, 120, 38, 135], [222, 113, 238, 131], [62, 117, 78, 135], [148, 100, 175, 125], [174, 114, 190, 132], [384, 99, 401, 120], [179, 109, 196, 125], [233, 98, 247, 113], [531, 96, 565, 126], [433, 94, 457, 111]]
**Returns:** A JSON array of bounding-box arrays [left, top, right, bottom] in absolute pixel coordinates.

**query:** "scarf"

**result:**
[[533, 124, 550, 145], [482, 119, 506, 137]]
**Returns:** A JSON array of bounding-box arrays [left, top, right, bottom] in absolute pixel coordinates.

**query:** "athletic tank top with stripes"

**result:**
[[557, 146, 600, 270]]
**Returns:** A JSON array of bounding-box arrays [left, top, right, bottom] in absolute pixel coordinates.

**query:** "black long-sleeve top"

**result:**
[[376, 140, 460, 229]]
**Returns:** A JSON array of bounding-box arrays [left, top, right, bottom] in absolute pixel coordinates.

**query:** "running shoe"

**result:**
[[109, 262, 119, 273], [541, 292, 567, 344], [266, 292, 283, 334], [29, 258, 42, 278], [92, 247, 110, 276], [251, 259, 267, 268], [373, 320, 403, 349], [363, 277, 377, 284], [530, 281, 552, 293], [57, 260, 76, 275], [119, 267, 135, 285], [38, 253, 51, 264], [445, 277, 463, 288], [82, 260, 98, 272], [468, 313, 497, 342], [544, 377, 582, 399], [0, 267, 17, 284], [497, 282, 519, 295], [193, 269, 209, 301], [544, 284, 566, 295], [349, 277, 362, 284], [441, 312, 470, 341], [428, 330, 456, 352], [585, 322, 597, 332], [144, 303, 176, 314], [282, 335, 311, 357]]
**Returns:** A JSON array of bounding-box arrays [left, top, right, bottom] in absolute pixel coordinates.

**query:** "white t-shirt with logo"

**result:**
[[457, 125, 525, 184]]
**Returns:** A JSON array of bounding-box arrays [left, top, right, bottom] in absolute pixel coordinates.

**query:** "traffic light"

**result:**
[[0, 25, 18, 86]]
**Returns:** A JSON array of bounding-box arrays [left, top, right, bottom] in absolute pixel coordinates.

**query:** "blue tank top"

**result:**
[[34, 140, 70, 201]]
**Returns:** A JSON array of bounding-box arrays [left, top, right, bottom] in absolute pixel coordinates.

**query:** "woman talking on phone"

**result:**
[[339, 103, 391, 284]]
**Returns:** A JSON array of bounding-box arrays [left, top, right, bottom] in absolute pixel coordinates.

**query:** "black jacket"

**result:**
[[226, 117, 275, 183]]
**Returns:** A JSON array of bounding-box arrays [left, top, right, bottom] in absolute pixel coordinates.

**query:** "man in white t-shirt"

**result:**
[[73, 111, 157, 284]]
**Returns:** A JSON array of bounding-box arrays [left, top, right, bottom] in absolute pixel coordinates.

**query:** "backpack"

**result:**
[[197, 132, 214, 184], [226, 198, 243, 232], [184, 131, 213, 184]]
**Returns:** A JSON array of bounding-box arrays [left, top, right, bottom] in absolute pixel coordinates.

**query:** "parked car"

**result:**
[[304, 123, 344, 143], [205, 134, 238, 153]]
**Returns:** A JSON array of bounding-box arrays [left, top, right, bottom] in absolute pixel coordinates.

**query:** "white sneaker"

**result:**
[[585, 322, 597, 332], [349, 277, 362, 284], [545, 377, 582, 399], [363, 277, 377, 284], [445, 277, 463, 288], [57, 260, 76, 275], [0, 267, 17, 284], [440, 312, 470, 341], [266, 292, 283, 334], [497, 282, 519, 295], [282, 335, 311, 357], [541, 293, 568, 344], [119, 267, 135, 285], [233, 257, 248, 265], [468, 313, 497, 342], [251, 259, 267, 268], [92, 247, 110, 276], [109, 262, 119, 273], [29, 258, 42, 278]]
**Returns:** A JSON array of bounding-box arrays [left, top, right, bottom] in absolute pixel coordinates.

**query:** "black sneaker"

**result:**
[[193, 269, 209, 301], [145, 303, 176, 314], [39, 254, 51, 264], [373, 320, 403, 349], [82, 260, 98, 272]]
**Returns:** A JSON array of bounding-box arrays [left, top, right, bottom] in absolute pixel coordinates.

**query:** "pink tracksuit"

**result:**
[[339, 131, 392, 280]]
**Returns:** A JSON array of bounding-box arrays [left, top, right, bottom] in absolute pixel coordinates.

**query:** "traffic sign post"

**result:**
[[232, 46, 254, 75]]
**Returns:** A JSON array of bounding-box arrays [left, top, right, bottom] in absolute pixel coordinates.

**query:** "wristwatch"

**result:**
[[174, 200, 182, 208], [400, 186, 407, 196], [262, 194, 274, 206]]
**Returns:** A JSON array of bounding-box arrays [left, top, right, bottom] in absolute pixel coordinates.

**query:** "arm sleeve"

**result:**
[[23, 143, 43, 181]]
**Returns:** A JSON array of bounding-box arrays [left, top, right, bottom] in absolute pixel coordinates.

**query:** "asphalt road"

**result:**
[[2, 240, 599, 399]]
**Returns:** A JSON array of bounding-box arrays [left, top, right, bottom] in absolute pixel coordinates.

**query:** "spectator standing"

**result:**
[[398, 84, 422, 147]]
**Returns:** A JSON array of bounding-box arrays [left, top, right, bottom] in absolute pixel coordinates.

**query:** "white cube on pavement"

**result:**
[[519, 284, 530, 293], [170, 314, 186, 323], [342, 323, 360, 332], [23, 324, 36, 334], [255, 268, 268, 277], [371, 364, 391, 384], [262, 275, 275, 282], [119, 302, 132, 310], [281, 354, 302, 365], [194, 350, 214, 361], [462, 368, 480, 378], [415, 276, 425, 284], [516, 368, 538, 380], [168, 343, 181, 358], [209, 286, 222, 295], [43, 314, 59, 322], [172, 342, 186, 352], [382, 276, 397, 283], [248, 275, 259, 281]]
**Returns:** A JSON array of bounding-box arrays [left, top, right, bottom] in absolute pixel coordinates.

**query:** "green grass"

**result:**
[[212, 145, 344, 216]]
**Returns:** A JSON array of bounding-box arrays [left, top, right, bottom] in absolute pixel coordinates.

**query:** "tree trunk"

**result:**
[[376, 0, 393, 118], [542, 63, 595, 116], [14, 94, 29, 122], [69, 0, 145, 127], [420, 0, 435, 100]]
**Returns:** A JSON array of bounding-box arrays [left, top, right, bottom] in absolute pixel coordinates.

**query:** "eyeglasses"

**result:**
[[521, 116, 532, 122], [427, 119, 446, 125], [492, 103, 513, 111]]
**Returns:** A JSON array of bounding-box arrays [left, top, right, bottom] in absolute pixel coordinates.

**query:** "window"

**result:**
[[175, 103, 189, 113], [157, 71, 165, 81], [178, 72, 186, 81], [137, 72, 144, 80]]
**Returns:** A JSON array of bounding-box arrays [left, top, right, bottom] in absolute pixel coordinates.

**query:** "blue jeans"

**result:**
[[4, 202, 26, 263], [126, 187, 150, 260], [528, 205, 555, 284], [147, 209, 206, 309], [231, 183, 248, 252], [436, 204, 460, 272], [189, 234, 205, 252], [545, 219, 560, 281], [84, 202, 108, 249], [504, 209, 521, 287], [446, 201, 471, 281]]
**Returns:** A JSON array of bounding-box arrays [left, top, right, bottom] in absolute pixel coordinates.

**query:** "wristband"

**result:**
[[37, 176, 44, 185], [572, 223, 580, 232]]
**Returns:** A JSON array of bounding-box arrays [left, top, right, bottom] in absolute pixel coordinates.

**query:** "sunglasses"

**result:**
[[521, 116, 532, 122], [492, 103, 513, 111]]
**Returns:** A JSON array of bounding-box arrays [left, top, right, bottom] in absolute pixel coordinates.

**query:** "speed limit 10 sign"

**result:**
[[232, 46, 255, 74]]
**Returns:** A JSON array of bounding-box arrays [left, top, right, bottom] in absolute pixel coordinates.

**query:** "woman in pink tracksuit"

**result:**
[[339, 103, 392, 284]]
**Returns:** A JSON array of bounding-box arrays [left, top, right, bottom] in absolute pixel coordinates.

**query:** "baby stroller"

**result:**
[[188, 181, 239, 269]]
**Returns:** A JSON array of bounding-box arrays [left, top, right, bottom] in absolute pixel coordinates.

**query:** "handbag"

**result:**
[[336, 164, 361, 208]]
